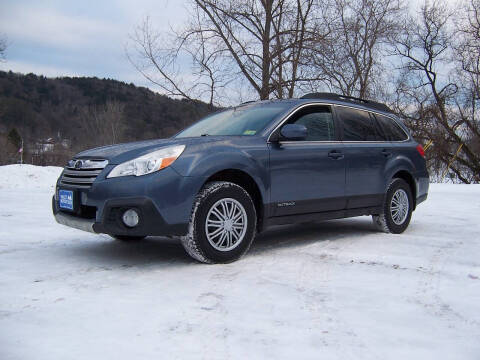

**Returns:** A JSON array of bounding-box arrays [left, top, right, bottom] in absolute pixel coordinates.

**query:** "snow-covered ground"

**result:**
[[0, 165, 479, 360]]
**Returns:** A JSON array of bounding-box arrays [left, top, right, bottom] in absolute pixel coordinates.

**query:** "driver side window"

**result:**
[[285, 106, 335, 141]]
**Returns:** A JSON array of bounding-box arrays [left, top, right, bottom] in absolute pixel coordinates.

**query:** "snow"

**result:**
[[0, 164, 479, 360], [0, 164, 62, 190]]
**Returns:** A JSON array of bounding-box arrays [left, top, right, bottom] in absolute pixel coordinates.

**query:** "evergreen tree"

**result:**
[[7, 128, 21, 149]]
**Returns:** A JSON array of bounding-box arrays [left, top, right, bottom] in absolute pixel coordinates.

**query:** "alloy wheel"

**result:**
[[205, 198, 248, 251], [390, 189, 409, 225]]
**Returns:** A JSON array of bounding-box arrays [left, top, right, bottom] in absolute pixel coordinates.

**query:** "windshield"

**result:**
[[175, 102, 291, 138]]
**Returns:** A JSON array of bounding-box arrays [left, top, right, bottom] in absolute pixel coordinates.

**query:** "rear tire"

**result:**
[[110, 235, 146, 241], [373, 178, 413, 234], [180, 181, 257, 263]]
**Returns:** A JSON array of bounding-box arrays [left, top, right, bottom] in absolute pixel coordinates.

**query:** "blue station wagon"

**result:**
[[53, 93, 429, 263]]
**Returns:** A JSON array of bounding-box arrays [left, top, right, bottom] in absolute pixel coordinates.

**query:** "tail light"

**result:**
[[416, 144, 425, 157]]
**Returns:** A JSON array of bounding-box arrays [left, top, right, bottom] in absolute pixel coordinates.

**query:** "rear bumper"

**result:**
[[417, 174, 429, 194], [414, 169, 429, 209]]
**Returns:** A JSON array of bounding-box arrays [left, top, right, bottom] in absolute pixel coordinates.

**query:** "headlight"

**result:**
[[107, 145, 185, 178]]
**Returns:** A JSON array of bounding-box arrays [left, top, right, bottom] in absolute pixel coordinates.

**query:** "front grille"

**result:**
[[60, 159, 108, 188]]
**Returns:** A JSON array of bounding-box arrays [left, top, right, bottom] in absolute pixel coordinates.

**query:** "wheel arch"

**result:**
[[204, 169, 265, 231], [391, 170, 417, 210]]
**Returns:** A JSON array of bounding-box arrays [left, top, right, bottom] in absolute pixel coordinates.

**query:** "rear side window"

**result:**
[[374, 114, 408, 141], [335, 107, 378, 141], [286, 106, 335, 141]]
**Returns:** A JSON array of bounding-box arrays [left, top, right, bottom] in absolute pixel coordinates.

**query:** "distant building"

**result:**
[[31, 136, 72, 166], [33, 137, 71, 155], [34, 138, 55, 154]]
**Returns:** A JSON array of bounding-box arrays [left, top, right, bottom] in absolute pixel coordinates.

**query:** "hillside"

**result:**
[[0, 71, 215, 165]]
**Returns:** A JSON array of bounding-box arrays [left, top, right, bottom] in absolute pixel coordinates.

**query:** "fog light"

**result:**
[[122, 209, 139, 227]]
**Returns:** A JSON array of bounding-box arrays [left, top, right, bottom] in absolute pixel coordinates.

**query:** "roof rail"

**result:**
[[300, 92, 392, 113]]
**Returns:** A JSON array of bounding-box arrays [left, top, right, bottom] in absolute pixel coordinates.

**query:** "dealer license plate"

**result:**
[[58, 189, 74, 210]]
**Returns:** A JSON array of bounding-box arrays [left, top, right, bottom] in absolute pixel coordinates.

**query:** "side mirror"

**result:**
[[280, 124, 307, 141]]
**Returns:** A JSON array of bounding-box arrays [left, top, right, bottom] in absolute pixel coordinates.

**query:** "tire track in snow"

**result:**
[[292, 233, 382, 360], [176, 266, 239, 359], [414, 235, 480, 332]]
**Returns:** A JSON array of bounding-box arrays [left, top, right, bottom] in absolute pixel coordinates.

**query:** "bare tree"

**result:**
[[268, 0, 328, 98], [450, 0, 480, 181], [308, 0, 404, 98], [393, 0, 479, 183], [78, 101, 126, 149], [0, 134, 17, 165], [455, 0, 480, 102], [127, 17, 213, 105], [127, 0, 330, 104], [0, 35, 7, 62]]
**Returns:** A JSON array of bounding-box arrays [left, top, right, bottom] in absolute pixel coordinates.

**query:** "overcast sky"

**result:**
[[0, 0, 427, 93], [0, 0, 189, 89]]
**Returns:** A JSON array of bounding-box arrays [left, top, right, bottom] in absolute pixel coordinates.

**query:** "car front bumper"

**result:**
[[54, 210, 96, 233], [52, 195, 189, 237], [52, 166, 205, 237]]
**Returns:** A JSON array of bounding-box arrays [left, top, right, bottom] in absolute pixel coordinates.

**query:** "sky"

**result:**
[[0, 0, 189, 89], [0, 0, 428, 96]]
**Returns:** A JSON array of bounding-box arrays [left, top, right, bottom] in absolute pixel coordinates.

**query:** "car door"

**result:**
[[334, 106, 390, 209], [268, 104, 346, 216]]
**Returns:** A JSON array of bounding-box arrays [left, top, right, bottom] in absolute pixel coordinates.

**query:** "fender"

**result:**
[[384, 153, 416, 190], [171, 137, 270, 204]]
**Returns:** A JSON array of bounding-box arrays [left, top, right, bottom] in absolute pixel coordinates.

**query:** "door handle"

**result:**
[[328, 150, 344, 160], [381, 149, 392, 158]]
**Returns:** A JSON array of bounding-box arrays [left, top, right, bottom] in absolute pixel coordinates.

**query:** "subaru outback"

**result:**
[[53, 93, 429, 263]]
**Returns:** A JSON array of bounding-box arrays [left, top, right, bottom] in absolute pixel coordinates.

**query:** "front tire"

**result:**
[[373, 178, 413, 234], [180, 181, 257, 263]]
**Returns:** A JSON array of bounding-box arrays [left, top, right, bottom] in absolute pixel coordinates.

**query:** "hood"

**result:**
[[74, 136, 222, 164]]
